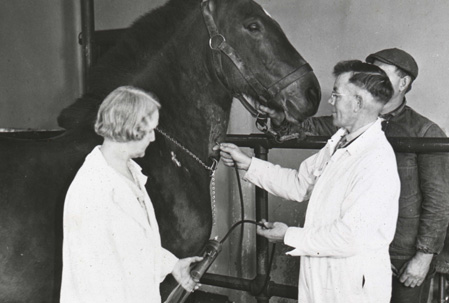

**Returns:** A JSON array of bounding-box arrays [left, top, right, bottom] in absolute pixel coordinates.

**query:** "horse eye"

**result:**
[[246, 22, 260, 32]]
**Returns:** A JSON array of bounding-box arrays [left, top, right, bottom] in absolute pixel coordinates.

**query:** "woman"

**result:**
[[60, 86, 201, 303]]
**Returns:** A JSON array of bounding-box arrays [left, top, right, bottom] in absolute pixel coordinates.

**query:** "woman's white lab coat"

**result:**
[[60, 146, 178, 303]]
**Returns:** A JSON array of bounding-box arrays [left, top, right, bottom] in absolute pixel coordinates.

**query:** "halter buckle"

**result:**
[[209, 34, 226, 50], [209, 158, 219, 176], [255, 112, 269, 132]]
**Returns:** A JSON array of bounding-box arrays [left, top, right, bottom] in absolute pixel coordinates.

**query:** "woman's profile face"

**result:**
[[130, 110, 159, 158]]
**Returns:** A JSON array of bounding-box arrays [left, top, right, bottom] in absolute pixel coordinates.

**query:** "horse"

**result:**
[[0, 0, 320, 301]]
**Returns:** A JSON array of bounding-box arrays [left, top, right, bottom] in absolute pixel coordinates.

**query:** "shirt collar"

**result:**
[[127, 159, 148, 185], [345, 121, 375, 144], [379, 98, 407, 120], [329, 118, 383, 156], [328, 128, 348, 151], [344, 118, 383, 155]]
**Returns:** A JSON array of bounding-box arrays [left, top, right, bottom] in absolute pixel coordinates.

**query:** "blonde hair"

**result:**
[[94, 86, 161, 142]]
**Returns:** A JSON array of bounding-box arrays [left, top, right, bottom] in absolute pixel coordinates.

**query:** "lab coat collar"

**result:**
[[88, 146, 147, 186], [327, 128, 348, 154], [339, 118, 384, 156], [87, 146, 154, 230]]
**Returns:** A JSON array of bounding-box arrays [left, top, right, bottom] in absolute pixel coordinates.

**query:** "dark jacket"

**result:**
[[274, 100, 449, 272]]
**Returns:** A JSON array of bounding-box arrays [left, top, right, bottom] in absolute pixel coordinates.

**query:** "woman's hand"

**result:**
[[172, 256, 203, 292], [213, 143, 252, 171]]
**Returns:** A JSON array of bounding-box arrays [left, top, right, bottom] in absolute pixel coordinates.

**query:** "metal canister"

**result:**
[[190, 239, 222, 283]]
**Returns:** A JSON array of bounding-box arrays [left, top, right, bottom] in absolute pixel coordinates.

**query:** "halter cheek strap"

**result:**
[[201, 0, 312, 131]]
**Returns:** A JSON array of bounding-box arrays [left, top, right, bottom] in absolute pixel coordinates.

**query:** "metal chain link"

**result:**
[[155, 127, 218, 225], [155, 128, 217, 174], [210, 172, 217, 226]]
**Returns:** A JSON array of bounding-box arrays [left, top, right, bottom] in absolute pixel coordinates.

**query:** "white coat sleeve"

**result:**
[[284, 156, 400, 257], [243, 155, 318, 202], [159, 247, 178, 282]]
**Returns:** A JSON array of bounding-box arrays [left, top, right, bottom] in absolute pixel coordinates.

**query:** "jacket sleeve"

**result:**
[[159, 247, 178, 282], [243, 155, 319, 202], [272, 116, 337, 138], [284, 155, 400, 257], [416, 124, 449, 254]]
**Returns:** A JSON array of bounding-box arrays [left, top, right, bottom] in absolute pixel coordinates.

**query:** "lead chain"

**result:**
[[155, 128, 216, 173], [210, 170, 217, 226], [155, 127, 218, 226]]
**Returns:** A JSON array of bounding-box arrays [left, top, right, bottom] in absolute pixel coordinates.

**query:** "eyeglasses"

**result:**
[[330, 91, 350, 104]]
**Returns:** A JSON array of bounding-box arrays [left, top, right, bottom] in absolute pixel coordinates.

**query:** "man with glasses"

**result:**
[[215, 60, 399, 303], [259, 48, 449, 303]]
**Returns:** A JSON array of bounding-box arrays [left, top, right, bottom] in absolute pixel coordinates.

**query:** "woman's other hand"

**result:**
[[172, 256, 203, 292]]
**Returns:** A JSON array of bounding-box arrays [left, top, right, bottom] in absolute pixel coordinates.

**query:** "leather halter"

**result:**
[[201, 0, 313, 131]]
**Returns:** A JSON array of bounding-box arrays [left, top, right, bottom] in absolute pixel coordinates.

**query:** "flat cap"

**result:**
[[366, 48, 418, 79]]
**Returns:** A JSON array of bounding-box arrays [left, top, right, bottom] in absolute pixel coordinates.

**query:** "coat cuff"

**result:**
[[159, 248, 179, 282], [416, 236, 445, 255], [284, 226, 305, 256], [416, 245, 438, 255]]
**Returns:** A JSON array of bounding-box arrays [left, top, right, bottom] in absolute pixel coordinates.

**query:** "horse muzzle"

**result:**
[[274, 73, 321, 123]]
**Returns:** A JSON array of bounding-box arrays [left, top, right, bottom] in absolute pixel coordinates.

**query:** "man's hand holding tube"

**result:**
[[213, 143, 252, 171], [257, 219, 288, 243]]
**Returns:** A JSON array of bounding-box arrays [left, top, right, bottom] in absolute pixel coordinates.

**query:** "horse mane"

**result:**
[[58, 0, 201, 129]]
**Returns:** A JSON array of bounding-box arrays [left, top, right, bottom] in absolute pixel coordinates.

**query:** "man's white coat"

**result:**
[[245, 119, 400, 303]]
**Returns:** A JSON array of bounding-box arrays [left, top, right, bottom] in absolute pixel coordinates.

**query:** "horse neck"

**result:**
[[86, 1, 199, 100], [135, 13, 234, 162]]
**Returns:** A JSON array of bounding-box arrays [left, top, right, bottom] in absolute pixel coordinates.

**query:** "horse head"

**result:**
[[203, 0, 321, 125]]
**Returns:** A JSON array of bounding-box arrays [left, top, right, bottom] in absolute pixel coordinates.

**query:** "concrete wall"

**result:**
[[1, 0, 448, 302]]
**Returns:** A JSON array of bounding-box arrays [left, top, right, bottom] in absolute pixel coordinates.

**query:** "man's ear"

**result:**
[[354, 95, 363, 112], [399, 75, 412, 93]]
